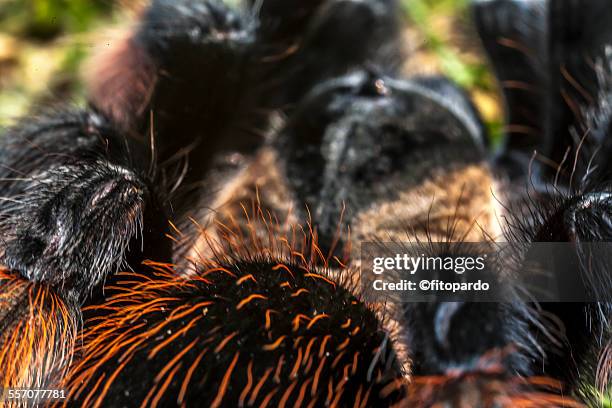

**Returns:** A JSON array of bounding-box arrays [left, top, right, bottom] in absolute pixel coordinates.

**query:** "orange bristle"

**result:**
[[0, 268, 77, 392]]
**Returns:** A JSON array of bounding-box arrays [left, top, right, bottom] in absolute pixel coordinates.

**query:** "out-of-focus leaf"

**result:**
[[0, 0, 113, 40]]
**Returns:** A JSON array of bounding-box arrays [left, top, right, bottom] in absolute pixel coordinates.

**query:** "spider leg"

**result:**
[[472, 0, 549, 177], [62, 257, 407, 407], [0, 269, 78, 391], [510, 188, 612, 402], [473, 0, 612, 183], [0, 109, 171, 391], [250, 0, 403, 106], [0, 110, 170, 303]]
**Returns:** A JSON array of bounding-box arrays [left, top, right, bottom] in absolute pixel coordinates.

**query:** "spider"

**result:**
[[0, 0, 610, 406]]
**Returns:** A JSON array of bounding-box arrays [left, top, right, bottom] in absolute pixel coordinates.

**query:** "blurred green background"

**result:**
[[0, 0, 119, 125], [0, 0, 609, 406]]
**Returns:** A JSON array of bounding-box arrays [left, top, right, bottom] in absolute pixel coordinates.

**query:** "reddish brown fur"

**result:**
[[597, 339, 612, 394], [85, 30, 157, 133]]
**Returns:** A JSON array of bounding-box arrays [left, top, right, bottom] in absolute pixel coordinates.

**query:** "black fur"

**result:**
[[277, 70, 485, 248], [0, 111, 170, 303]]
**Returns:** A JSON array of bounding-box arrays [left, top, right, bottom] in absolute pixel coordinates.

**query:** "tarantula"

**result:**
[[0, 0, 611, 406]]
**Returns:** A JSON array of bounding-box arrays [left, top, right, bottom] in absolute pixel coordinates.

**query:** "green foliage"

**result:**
[[582, 386, 612, 408], [403, 0, 502, 143], [0, 0, 115, 126], [0, 0, 113, 40], [403, 0, 483, 88]]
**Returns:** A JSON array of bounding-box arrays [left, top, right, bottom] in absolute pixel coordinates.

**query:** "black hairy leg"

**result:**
[[62, 221, 406, 408], [473, 0, 612, 181], [471, 0, 549, 176], [0, 109, 170, 394], [0, 110, 169, 303], [248, 0, 403, 107]]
